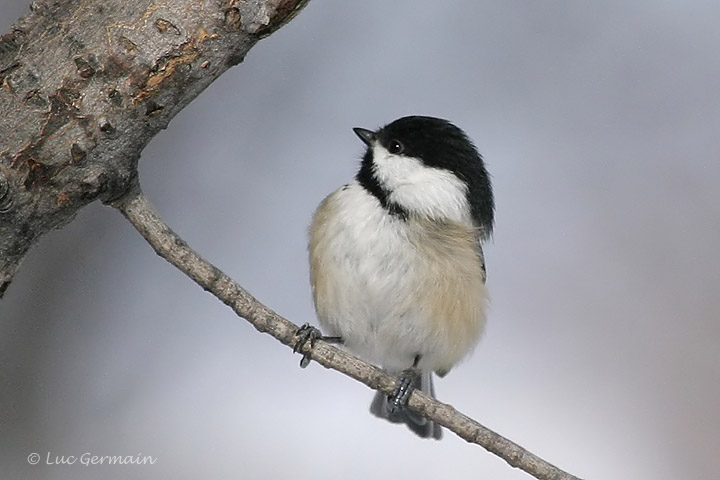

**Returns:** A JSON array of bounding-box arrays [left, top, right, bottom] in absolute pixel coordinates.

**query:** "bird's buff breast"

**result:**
[[309, 183, 487, 375]]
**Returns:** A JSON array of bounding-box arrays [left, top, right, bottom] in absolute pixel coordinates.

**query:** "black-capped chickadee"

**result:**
[[299, 116, 494, 439]]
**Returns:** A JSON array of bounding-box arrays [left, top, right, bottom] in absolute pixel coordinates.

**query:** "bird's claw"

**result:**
[[389, 367, 421, 414], [293, 323, 321, 368]]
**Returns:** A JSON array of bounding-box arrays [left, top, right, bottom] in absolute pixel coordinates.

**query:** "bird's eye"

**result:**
[[388, 139, 404, 154]]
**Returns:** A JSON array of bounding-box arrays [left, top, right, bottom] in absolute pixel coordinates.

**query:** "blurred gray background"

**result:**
[[2, 1, 719, 479]]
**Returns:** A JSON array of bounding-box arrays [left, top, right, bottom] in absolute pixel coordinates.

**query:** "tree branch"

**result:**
[[0, 0, 308, 295], [112, 181, 584, 480]]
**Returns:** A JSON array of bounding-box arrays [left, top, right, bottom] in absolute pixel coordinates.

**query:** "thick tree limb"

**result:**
[[0, 0, 308, 295], [113, 182, 584, 480]]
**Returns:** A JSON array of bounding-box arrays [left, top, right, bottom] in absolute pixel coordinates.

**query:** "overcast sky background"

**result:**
[[2, 1, 719, 479]]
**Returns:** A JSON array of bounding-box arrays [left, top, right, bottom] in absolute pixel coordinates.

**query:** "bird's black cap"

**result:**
[[355, 116, 494, 236]]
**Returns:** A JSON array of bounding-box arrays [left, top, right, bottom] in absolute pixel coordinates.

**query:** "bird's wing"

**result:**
[[477, 239, 487, 284]]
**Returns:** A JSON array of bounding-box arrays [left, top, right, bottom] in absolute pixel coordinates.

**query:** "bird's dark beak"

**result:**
[[353, 127, 376, 147]]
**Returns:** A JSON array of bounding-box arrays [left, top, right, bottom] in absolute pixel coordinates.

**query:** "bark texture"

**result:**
[[0, 0, 308, 295]]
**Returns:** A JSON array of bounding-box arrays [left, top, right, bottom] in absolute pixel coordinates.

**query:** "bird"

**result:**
[[299, 115, 494, 439]]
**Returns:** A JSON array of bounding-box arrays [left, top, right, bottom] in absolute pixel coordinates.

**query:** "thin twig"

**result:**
[[111, 182, 584, 480]]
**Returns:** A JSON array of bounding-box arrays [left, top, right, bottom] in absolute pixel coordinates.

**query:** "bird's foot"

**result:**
[[293, 323, 342, 368], [389, 367, 421, 414]]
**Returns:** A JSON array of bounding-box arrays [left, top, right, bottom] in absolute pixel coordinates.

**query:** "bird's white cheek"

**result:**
[[371, 145, 471, 224]]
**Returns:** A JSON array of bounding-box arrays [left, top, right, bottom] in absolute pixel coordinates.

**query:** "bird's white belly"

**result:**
[[310, 182, 487, 375]]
